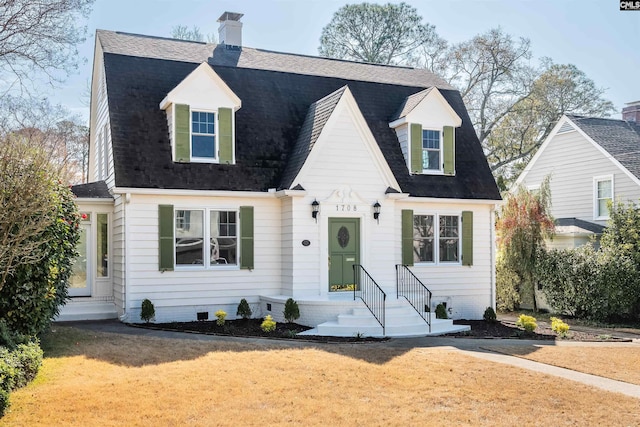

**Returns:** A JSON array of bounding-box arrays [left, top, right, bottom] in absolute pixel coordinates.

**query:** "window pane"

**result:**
[[413, 215, 434, 262], [598, 180, 612, 198], [439, 216, 459, 262], [175, 210, 204, 265], [423, 150, 440, 170], [210, 211, 237, 265], [598, 199, 609, 217], [192, 135, 215, 158], [422, 130, 440, 149], [96, 213, 108, 277]]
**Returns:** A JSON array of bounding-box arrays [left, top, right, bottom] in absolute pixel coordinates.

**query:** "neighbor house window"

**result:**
[[594, 176, 613, 219], [413, 214, 460, 263], [191, 111, 216, 159], [174, 209, 237, 267], [422, 129, 441, 171]]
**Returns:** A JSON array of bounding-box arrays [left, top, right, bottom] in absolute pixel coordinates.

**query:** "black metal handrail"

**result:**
[[353, 264, 386, 335], [396, 264, 432, 333]]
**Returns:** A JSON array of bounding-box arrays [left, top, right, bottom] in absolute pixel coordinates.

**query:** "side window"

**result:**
[[422, 129, 441, 171], [191, 111, 216, 159], [413, 215, 434, 263], [210, 211, 237, 265], [175, 209, 204, 266], [439, 215, 459, 262], [594, 176, 613, 219]]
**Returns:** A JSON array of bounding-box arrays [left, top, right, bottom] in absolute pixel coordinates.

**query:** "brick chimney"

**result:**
[[622, 101, 640, 122], [217, 12, 243, 48]]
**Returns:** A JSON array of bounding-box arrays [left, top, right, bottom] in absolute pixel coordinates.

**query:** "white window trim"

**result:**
[[95, 212, 111, 280], [174, 207, 239, 270], [414, 212, 462, 265], [421, 127, 444, 175], [190, 108, 219, 164], [593, 175, 614, 220]]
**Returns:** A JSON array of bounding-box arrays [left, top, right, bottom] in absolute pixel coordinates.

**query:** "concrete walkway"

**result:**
[[63, 319, 640, 399]]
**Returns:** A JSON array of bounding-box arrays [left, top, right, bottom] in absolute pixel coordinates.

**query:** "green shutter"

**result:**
[[443, 126, 455, 175], [410, 124, 423, 174], [401, 209, 414, 266], [462, 211, 473, 266], [218, 107, 233, 164], [175, 104, 190, 162], [240, 206, 254, 270], [159, 204, 174, 271]]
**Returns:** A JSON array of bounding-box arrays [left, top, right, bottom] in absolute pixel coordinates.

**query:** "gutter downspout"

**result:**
[[118, 192, 132, 322], [490, 205, 497, 310]]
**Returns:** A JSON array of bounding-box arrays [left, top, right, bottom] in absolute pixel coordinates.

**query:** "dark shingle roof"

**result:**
[[101, 33, 500, 200], [280, 86, 346, 189], [71, 181, 112, 199], [555, 217, 605, 234], [568, 115, 640, 180]]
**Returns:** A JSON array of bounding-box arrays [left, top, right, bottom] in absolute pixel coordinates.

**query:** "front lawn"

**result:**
[[1, 326, 638, 426]]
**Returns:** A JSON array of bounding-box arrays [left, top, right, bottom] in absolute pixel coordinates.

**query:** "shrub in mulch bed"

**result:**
[[451, 320, 631, 341], [131, 319, 388, 343]]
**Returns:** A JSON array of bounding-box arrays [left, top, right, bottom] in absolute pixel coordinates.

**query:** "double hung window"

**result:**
[[422, 129, 441, 171], [175, 209, 237, 267], [413, 214, 460, 263], [594, 177, 613, 219], [191, 111, 216, 159]]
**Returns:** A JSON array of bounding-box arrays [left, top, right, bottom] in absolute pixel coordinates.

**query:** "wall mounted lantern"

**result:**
[[311, 200, 320, 222], [373, 201, 381, 223]]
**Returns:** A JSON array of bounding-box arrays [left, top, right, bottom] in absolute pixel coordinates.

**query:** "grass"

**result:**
[[488, 344, 640, 385], [1, 326, 639, 426]]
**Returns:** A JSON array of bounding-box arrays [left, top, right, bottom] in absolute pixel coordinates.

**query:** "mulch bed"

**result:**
[[134, 318, 630, 342], [451, 319, 631, 341]]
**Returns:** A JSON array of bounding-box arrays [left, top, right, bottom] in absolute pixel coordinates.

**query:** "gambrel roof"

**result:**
[[98, 30, 500, 200]]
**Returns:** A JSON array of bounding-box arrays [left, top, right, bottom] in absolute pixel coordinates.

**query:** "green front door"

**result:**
[[328, 218, 360, 292]]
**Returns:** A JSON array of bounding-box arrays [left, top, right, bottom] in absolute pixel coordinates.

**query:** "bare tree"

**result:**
[[0, 0, 95, 89], [318, 2, 441, 65], [171, 25, 216, 43]]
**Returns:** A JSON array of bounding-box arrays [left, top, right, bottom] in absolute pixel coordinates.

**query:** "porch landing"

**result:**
[[56, 299, 118, 321]]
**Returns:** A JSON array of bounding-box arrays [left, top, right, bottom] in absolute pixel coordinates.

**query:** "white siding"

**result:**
[[112, 195, 125, 315], [395, 123, 409, 172], [89, 50, 115, 188], [124, 193, 282, 322], [520, 130, 640, 226]]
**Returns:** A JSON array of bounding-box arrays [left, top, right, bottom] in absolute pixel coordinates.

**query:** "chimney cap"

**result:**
[[218, 12, 243, 22], [625, 100, 640, 107]]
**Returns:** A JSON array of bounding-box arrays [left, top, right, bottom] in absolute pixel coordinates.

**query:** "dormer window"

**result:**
[[159, 62, 241, 165], [422, 129, 441, 171], [192, 111, 216, 159]]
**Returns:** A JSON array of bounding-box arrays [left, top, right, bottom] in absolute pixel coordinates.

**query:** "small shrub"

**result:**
[[550, 317, 570, 338], [483, 307, 497, 322], [215, 310, 227, 326], [0, 349, 18, 392], [236, 298, 252, 320], [12, 342, 43, 388], [0, 389, 8, 417], [515, 314, 537, 333], [283, 298, 300, 323], [261, 315, 276, 333], [140, 299, 155, 323], [435, 303, 448, 319]]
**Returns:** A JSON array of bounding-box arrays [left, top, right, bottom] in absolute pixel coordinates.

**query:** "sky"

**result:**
[[54, 0, 639, 122]]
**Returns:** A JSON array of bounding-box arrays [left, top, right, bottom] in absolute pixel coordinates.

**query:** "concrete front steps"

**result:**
[[299, 298, 470, 338], [56, 299, 118, 321]]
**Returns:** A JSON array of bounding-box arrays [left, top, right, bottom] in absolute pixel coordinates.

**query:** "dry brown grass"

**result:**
[[489, 344, 640, 385], [1, 326, 639, 426]]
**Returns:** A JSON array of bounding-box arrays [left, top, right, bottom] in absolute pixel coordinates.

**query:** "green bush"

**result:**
[[236, 298, 252, 320], [215, 310, 227, 326], [261, 315, 276, 333], [283, 298, 300, 323], [483, 307, 497, 322], [515, 314, 537, 333], [0, 388, 8, 417], [0, 181, 80, 339], [496, 258, 521, 311], [140, 299, 155, 323], [435, 303, 448, 319]]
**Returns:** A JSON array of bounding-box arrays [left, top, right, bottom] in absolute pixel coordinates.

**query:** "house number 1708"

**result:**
[[336, 204, 357, 211]]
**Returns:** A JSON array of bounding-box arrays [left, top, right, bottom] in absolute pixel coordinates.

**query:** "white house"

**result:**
[[515, 104, 640, 249], [61, 12, 502, 337]]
